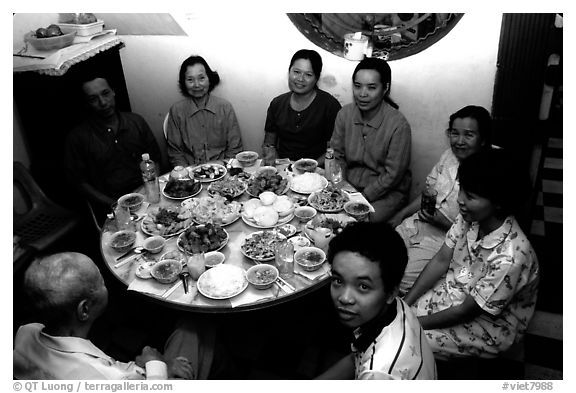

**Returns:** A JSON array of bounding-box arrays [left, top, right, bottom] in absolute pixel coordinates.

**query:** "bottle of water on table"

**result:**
[[140, 153, 160, 203]]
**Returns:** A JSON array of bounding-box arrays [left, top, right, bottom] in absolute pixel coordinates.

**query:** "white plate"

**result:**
[[276, 223, 297, 238], [240, 230, 287, 262], [161, 181, 202, 200], [176, 226, 229, 255], [307, 189, 349, 213], [181, 197, 242, 226], [303, 213, 357, 240], [290, 174, 329, 194], [140, 214, 193, 238], [246, 174, 291, 197], [135, 261, 156, 279], [197, 265, 248, 300], [188, 163, 227, 183], [207, 179, 247, 199], [241, 213, 294, 229]]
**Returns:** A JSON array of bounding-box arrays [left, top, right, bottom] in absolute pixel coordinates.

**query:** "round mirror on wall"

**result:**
[[287, 13, 464, 61]]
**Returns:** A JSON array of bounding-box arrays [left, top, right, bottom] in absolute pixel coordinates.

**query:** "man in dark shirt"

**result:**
[[65, 76, 161, 215]]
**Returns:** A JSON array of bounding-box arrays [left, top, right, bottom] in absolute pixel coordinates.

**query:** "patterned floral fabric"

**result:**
[[412, 215, 539, 358], [396, 149, 461, 293]]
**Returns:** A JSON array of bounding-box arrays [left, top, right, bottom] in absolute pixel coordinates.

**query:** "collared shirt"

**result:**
[[65, 112, 161, 200], [166, 94, 243, 167], [330, 102, 412, 202], [412, 215, 539, 358], [13, 323, 147, 380], [352, 299, 437, 380], [263, 89, 341, 160]]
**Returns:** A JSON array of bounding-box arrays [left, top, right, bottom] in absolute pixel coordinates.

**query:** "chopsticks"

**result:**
[[162, 280, 183, 298], [114, 254, 138, 269]]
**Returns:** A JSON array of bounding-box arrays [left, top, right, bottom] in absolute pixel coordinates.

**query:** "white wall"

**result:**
[[120, 13, 501, 199], [12, 12, 502, 200]]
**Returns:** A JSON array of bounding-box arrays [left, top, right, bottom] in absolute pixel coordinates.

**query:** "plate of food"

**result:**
[[241, 212, 294, 229], [241, 196, 295, 228], [141, 206, 193, 237], [246, 172, 290, 197], [197, 264, 248, 300], [307, 185, 350, 213], [290, 172, 329, 194], [181, 195, 242, 226], [207, 177, 247, 199], [240, 230, 287, 262], [188, 163, 227, 183], [303, 213, 356, 240], [276, 223, 297, 238], [177, 223, 229, 255], [135, 261, 156, 279], [162, 178, 202, 200]]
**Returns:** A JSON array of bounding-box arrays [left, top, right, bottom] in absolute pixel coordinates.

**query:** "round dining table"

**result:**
[[100, 159, 371, 314]]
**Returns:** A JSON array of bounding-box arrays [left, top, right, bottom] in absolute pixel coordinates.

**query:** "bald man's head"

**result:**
[[24, 252, 108, 327]]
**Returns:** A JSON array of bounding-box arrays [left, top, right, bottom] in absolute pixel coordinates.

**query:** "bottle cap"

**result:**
[[142, 153, 150, 161]]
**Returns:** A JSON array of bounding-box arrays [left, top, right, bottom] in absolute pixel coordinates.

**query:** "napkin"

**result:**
[[295, 262, 331, 281]]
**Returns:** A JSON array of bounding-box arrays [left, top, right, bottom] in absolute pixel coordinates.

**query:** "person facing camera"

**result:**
[[404, 149, 539, 360], [14, 252, 217, 380], [389, 105, 493, 294], [330, 58, 412, 223], [317, 222, 436, 380], [262, 49, 341, 164], [166, 55, 243, 167]]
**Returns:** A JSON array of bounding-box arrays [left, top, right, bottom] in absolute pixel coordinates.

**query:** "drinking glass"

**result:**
[[275, 240, 294, 278], [330, 162, 343, 184], [421, 186, 438, 215], [112, 203, 133, 231], [187, 252, 206, 280]]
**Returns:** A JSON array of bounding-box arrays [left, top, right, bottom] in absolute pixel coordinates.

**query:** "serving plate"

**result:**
[[307, 188, 349, 213], [140, 207, 193, 238], [197, 264, 248, 300], [290, 173, 329, 194], [188, 163, 227, 183], [176, 225, 229, 255], [161, 180, 202, 200], [181, 197, 242, 226], [240, 230, 287, 262], [241, 212, 294, 229], [207, 178, 247, 199], [135, 261, 156, 279], [246, 173, 290, 197]]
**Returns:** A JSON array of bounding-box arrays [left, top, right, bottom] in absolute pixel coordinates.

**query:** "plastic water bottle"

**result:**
[[140, 153, 160, 203], [324, 142, 335, 181]]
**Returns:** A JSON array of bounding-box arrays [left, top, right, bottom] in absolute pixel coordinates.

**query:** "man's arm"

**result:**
[[315, 353, 355, 380]]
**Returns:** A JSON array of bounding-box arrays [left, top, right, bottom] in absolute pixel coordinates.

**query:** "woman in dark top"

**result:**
[[262, 49, 341, 163]]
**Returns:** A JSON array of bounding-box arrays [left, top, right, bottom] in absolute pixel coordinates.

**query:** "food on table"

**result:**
[[247, 172, 289, 196], [288, 235, 311, 250], [259, 191, 277, 206], [236, 171, 252, 181], [109, 230, 136, 253], [290, 172, 328, 194], [204, 251, 225, 268], [246, 265, 278, 289], [197, 265, 247, 299], [295, 247, 326, 271], [207, 177, 246, 199], [163, 178, 201, 199], [308, 185, 349, 212], [182, 195, 241, 225], [35, 24, 63, 38], [61, 13, 97, 24], [242, 198, 263, 219], [143, 236, 165, 254], [252, 206, 279, 227], [190, 164, 226, 181], [135, 261, 155, 279], [293, 158, 318, 173], [177, 223, 228, 254], [236, 151, 259, 167], [344, 201, 371, 220], [160, 250, 186, 266], [118, 193, 145, 212], [307, 214, 352, 235], [276, 224, 297, 238], [141, 206, 192, 237], [241, 231, 286, 261], [294, 206, 317, 223], [150, 259, 182, 284], [272, 195, 293, 214]]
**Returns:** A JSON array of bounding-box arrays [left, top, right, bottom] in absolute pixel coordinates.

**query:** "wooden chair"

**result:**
[[13, 161, 80, 252]]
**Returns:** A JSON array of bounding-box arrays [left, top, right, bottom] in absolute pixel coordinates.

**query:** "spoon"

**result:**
[[115, 246, 144, 261]]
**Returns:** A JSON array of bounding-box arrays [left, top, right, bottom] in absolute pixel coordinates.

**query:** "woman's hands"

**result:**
[[135, 346, 163, 367], [417, 209, 453, 231]]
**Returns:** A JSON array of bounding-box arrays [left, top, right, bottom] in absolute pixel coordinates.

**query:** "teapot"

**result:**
[[308, 227, 334, 251]]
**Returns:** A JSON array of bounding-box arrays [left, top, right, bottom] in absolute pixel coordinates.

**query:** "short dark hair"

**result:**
[[458, 149, 530, 218], [289, 49, 323, 80], [178, 55, 220, 97], [352, 57, 398, 109], [327, 222, 407, 295], [448, 105, 493, 150]]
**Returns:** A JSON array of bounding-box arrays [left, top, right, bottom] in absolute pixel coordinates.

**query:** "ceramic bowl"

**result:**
[[109, 230, 136, 253], [344, 201, 371, 221], [236, 151, 259, 167], [118, 193, 145, 213], [294, 206, 317, 223], [246, 264, 278, 290], [143, 236, 166, 254], [295, 247, 326, 272], [150, 259, 182, 284], [204, 251, 226, 269]]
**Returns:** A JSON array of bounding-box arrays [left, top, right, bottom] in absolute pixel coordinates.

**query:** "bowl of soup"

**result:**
[[344, 201, 371, 221], [143, 236, 166, 254], [246, 264, 278, 290], [150, 259, 182, 284], [295, 247, 326, 272], [109, 230, 136, 253], [294, 206, 317, 223]]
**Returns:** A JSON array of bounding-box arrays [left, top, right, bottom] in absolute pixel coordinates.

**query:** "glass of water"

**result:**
[[330, 161, 343, 184], [275, 240, 294, 278]]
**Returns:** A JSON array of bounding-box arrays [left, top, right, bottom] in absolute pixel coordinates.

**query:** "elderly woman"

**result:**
[[389, 105, 493, 294], [262, 49, 341, 163], [330, 58, 411, 223], [166, 55, 243, 167], [404, 149, 539, 360]]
